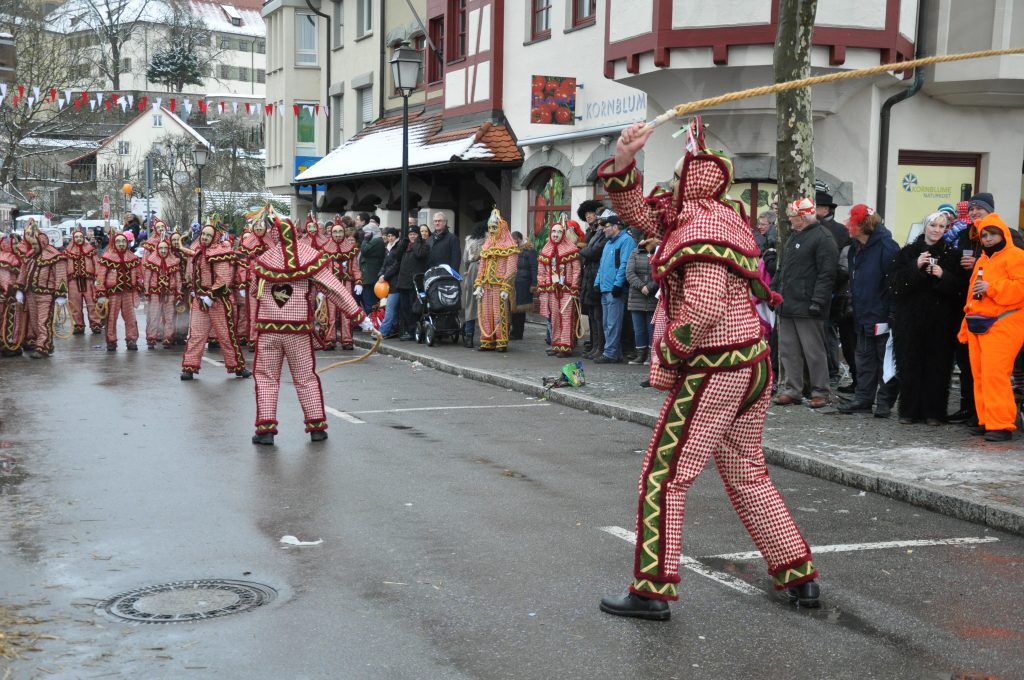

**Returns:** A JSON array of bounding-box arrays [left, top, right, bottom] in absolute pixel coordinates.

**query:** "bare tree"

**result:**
[[204, 117, 265, 194], [773, 0, 818, 246], [149, 133, 202, 230], [81, 0, 156, 90]]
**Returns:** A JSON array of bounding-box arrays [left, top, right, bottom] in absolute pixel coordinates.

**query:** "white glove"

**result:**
[[200, 295, 214, 307], [55, 296, 67, 305], [15, 290, 24, 304], [239, 289, 246, 298], [354, 284, 363, 296], [96, 296, 107, 305], [473, 287, 484, 299], [500, 290, 509, 300], [359, 316, 374, 332]]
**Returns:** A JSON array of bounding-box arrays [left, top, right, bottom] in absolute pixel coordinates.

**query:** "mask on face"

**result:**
[[158, 243, 169, 257], [550, 225, 564, 243], [332, 227, 345, 242], [254, 223, 267, 236], [114, 235, 128, 251], [73, 232, 85, 244], [200, 227, 215, 246]]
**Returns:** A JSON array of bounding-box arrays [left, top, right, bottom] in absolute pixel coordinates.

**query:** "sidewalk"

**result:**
[[351, 322, 1024, 536]]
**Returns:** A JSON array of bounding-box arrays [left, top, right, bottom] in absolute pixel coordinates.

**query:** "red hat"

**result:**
[[787, 197, 815, 218], [846, 204, 875, 227]]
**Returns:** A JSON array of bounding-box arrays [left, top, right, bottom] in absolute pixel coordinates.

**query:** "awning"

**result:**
[[293, 112, 522, 185]]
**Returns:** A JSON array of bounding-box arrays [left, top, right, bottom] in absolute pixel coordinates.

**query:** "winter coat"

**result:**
[[595, 230, 637, 294], [426, 228, 461, 271], [772, 220, 838, 318], [379, 241, 402, 288], [753, 224, 778, 277], [625, 248, 658, 312], [512, 245, 538, 312], [461, 236, 484, 321], [579, 223, 606, 306], [890, 235, 967, 319], [359, 236, 385, 284], [848, 223, 900, 333], [397, 237, 429, 290]]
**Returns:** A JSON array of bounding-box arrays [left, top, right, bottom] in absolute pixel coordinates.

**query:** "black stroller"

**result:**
[[413, 265, 463, 346]]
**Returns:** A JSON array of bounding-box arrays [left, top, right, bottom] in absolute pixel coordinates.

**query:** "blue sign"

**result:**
[[295, 155, 326, 194]]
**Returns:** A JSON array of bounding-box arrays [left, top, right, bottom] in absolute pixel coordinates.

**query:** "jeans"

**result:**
[[601, 291, 626, 359], [463, 318, 475, 341], [379, 291, 400, 336], [631, 310, 655, 348], [361, 287, 379, 313]]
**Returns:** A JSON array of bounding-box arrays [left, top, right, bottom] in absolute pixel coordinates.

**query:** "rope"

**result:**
[[51, 301, 72, 339], [316, 330, 382, 373], [315, 296, 328, 325], [95, 298, 109, 321], [645, 47, 1024, 131]]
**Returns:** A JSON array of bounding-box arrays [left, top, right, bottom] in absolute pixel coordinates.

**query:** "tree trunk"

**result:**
[[110, 39, 121, 90], [774, 0, 818, 248]]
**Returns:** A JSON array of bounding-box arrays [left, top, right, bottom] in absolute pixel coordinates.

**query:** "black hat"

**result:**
[[815, 189, 836, 209], [968, 192, 995, 213], [577, 199, 604, 221], [601, 215, 623, 227]]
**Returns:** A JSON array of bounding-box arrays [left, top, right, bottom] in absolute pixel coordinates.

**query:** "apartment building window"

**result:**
[[117, 141, 131, 156], [427, 17, 444, 82], [356, 86, 373, 132], [331, 93, 343, 147], [448, 0, 466, 61], [572, 0, 596, 26], [239, 66, 250, 82], [239, 40, 250, 52], [152, 114, 163, 128], [218, 64, 233, 79], [532, 0, 552, 40], [220, 36, 231, 49], [357, 0, 372, 37], [296, 103, 316, 151], [256, 40, 266, 54], [333, 0, 344, 47], [296, 13, 318, 65], [528, 168, 569, 243], [120, 57, 132, 73], [256, 69, 266, 83]]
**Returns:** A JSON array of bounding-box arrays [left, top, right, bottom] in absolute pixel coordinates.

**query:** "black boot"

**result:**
[[785, 580, 821, 608], [252, 432, 275, 445], [628, 348, 649, 365], [235, 369, 252, 378], [180, 371, 194, 381], [599, 590, 670, 621], [310, 430, 328, 442]]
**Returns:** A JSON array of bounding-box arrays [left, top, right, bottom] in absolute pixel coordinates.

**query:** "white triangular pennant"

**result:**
[[278, 104, 285, 117], [0, 84, 7, 97], [232, 102, 237, 114], [324, 105, 330, 118], [64, 88, 72, 104], [0, 95, 4, 107], [32, 86, 40, 99], [127, 94, 134, 108], [184, 99, 193, 114], [27, 96, 35, 107], [89, 100, 96, 111], [119, 99, 127, 111], [57, 97, 65, 110], [95, 92, 103, 106]]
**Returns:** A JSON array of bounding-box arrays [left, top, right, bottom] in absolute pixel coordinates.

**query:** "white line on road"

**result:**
[[348, 403, 553, 415], [599, 526, 763, 596], [326, 407, 366, 424], [201, 357, 223, 367], [706, 536, 1001, 562]]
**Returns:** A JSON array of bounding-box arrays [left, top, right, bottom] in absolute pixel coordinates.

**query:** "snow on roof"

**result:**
[[295, 114, 517, 184], [19, 137, 100, 150], [47, 0, 264, 37], [65, 106, 210, 165]]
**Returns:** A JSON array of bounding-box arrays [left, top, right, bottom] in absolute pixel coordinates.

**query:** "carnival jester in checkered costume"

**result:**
[[598, 120, 820, 620]]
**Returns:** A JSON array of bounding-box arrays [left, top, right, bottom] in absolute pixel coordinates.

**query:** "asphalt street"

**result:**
[[1, 331, 1023, 679]]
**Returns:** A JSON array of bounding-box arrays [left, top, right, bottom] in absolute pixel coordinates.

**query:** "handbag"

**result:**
[[966, 310, 1017, 334]]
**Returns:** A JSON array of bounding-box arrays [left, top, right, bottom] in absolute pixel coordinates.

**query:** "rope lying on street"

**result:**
[[51, 302, 73, 339], [644, 47, 1024, 131], [316, 329, 382, 373]]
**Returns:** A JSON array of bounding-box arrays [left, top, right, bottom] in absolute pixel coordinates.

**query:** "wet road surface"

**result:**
[[1, 332, 1022, 679]]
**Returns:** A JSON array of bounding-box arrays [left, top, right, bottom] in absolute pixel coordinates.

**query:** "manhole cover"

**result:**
[[97, 579, 277, 623]]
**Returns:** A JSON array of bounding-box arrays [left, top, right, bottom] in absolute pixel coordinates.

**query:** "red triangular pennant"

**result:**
[[49, 87, 57, 102], [265, 103, 273, 115], [293, 104, 300, 117], [169, 98, 176, 113]]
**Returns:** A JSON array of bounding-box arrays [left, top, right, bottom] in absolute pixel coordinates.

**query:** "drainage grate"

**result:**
[[97, 579, 277, 624]]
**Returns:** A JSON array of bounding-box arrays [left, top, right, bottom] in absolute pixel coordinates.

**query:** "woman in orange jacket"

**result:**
[[957, 214, 1024, 441]]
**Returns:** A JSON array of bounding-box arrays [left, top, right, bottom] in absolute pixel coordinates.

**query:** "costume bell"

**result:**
[[96, 233, 142, 351], [0, 235, 26, 357], [596, 120, 820, 621], [16, 224, 68, 359], [474, 208, 518, 352], [63, 227, 102, 334], [320, 217, 362, 350], [142, 240, 182, 349], [179, 224, 250, 380], [250, 213, 373, 445], [537, 221, 581, 357]]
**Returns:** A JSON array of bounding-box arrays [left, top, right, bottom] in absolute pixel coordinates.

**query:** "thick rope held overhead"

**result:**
[[644, 47, 1024, 131]]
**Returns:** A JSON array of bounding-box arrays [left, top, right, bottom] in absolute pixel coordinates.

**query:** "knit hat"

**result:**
[[937, 203, 957, 219], [968, 192, 995, 213], [787, 197, 815, 218]]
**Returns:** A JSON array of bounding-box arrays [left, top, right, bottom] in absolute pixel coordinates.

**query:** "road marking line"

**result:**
[[706, 536, 1001, 562], [599, 526, 762, 596], [326, 406, 366, 424], [201, 357, 223, 367], [349, 403, 552, 415]]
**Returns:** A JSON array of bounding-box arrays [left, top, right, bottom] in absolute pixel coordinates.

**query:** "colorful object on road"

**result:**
[[542, 360, 585, 390]]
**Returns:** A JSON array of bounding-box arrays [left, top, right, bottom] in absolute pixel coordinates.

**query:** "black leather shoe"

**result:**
[[235, 369, 252, 378], [593, 354, 621, 364], [984, 429, 1012, 442], [252, 432, 275, 445], [180, 371, 194, 381], [946, 409, 972, 424], [967, 425, 986, 436], [310, 430, 328, 442], [786, 580, 821, 608], [873, 407, 891, 418], [836, 383, 856, 394], [599, 591, 670, 621], [837, 401, 872, 414]]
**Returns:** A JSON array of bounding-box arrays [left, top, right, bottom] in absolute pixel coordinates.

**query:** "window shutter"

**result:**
[[360, 88, 372, 123]]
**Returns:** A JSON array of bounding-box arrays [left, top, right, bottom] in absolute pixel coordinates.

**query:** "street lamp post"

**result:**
[[192, 143, 208, 226], [390, 41, 421, 234]]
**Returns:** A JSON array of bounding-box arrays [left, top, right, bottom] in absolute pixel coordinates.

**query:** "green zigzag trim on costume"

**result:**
[[772, 560, 815, 588], [740, 358, 769, 412], [637, 371, 706, 576], [602, 166, 638, 192], [657, 242, 758, 279], [685, 339, 767, 370], [631, 579, 678, 599]]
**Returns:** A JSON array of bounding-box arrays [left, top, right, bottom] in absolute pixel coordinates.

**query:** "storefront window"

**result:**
[[732, 180, 778, 227], [528, 168, 569, 249]]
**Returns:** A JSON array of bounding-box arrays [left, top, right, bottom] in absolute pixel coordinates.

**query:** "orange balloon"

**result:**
[[122, 183, 133, 194], [374, 280, 390, 299]]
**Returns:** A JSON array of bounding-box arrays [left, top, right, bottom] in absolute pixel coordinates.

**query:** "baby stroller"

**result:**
[[413, 265, 462, 346]]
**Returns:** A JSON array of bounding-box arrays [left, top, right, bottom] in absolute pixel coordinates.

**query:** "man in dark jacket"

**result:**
[[426, 212, 460, 271], [578, 202, 608, 358], [838, 204, 900, 417], [509, 231, 538, 340], [817, 186, 857, 393], [358, 217, 386, 312], [772, 197, 839, 408], [396, 228, 430, 340]]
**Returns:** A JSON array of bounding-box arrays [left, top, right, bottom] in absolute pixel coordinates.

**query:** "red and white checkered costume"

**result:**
[[251, 215, 366, 435], [97, 244, 142, 346], [180, 239, 246, 374], [597, 130, 816, 601], [475, 209, 519, 350], [170, 239, 192, 342], [16, 231, 67, 355], [0, 236, 26, 354], [142, 220, 170, 254], [320, 234, 361, 348], [537, 226, 581, 353], [63, 233, 102, 333], [239, 228, 271, 346], [142, 247, 182, 345]]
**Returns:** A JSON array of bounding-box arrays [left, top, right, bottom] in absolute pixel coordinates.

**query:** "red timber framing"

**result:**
[[603, 0, 916, 79], [426, 0, 504, 118]]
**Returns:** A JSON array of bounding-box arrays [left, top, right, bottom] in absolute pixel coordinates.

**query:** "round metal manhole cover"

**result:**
[[97, 580, 277, 623]]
